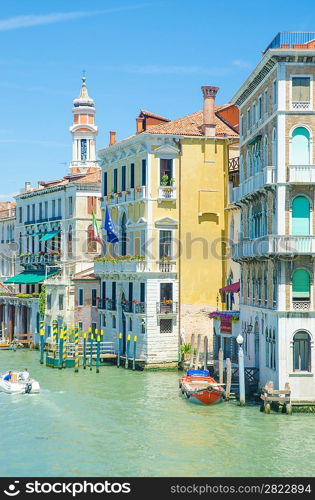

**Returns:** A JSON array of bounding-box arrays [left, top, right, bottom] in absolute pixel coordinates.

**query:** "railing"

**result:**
[[99, 299, 146, 314], [106, 299, 116, 311], [228, 157, 239, 172], [232, 166, 276, 203], [288, 165, 315, 183], [158, 186, 176, 200], [94, 259, 149, 274], [121, 300, 133, 313], [54, 341, 115, 357], [134, 302, 146, 314], [291, 101, 311, 111], [20, 253, 61, 267], [0, 208, 16, 219], [156, 301, 178, 314], [292, 300, 311, 311], [158, 260, 175, 272], [233, 235, 315, 259], [106, 186, 147, 205]]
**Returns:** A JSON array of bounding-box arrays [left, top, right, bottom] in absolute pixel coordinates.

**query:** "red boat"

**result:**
[[179, 369, 225, 405]]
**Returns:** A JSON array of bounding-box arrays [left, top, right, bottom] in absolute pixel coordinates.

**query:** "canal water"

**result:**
[[0, 350, 314, 477]]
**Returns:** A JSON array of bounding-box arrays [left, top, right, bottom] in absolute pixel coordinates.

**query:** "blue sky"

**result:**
[[0, 0, 314, 199]]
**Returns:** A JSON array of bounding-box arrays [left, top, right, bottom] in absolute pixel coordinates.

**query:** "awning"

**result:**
[[39, 230, 59, 242], [219, 281, 240, 294], [248, 134, 262, 145], [5, 269, 60, 284]]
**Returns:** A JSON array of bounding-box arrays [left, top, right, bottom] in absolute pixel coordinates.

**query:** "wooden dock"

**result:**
[[260, 381, 292, 414]]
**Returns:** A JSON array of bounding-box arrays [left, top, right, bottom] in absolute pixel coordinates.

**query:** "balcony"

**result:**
[[232, 166, 276, 203], [292, 300, 311, 311], [158, 260, 175, 272], [19, 252, 61, 268], [156, 301, 178, 314], [105, 186, 146, 205], [288, 165, 315, 183], [94, 258, 149, 275], [134, 302, 146, 314], [232, 235, 315, 260], [158, 186, 176, 201], [106, 299, 116, 311], [291, 101, 311, 111]]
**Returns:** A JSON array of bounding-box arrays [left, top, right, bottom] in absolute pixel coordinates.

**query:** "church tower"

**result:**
[[69, 76, 98, 172]]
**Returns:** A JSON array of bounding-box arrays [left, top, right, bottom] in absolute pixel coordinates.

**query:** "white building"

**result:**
[[231, 32, 315, 402]]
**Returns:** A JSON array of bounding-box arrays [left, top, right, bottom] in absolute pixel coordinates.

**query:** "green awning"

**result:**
[[39, 230, 59, 242], [248, 134, 262, 145], [4, 269, 60, 284]]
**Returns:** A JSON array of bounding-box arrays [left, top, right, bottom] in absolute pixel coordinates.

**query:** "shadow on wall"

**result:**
[[198, 213, 219, 224]]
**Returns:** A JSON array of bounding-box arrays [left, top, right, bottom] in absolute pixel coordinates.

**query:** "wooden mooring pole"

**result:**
[[89, 329, 94, 371], [132, 336, 137, 370], [125, 334, 131, 369], [218, 347, 224, 384], [74, 325, 79, 373], [225, 358, 232, 400], [189, 334, 195, 368], [203, 336, 208, 371], [117, 333, 122, 367], [194, 334, 202, 370], [96, 331, 101, 373], [62, 325, 67, 369], [83, 332, 87, 369], [58, 329, 63, 369], [39, 321, 44, 364]]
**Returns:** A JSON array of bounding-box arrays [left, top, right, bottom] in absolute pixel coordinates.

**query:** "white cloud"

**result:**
[[0, 4, 153, 31], [232, 59, 252, 69]]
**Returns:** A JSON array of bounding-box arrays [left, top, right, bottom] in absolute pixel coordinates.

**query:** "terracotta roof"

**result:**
[[19, 169, 101, 196], [139, 109, 170, 122], [73, 267, 99, 281], [143, 106, 238, 137]]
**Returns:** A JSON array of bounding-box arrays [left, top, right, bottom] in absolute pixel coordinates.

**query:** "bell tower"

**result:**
[[69, 76, 98, 172]]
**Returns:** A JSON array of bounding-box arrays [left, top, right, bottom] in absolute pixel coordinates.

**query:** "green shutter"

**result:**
[[292, 196, 310, 235], [292, 269, 310, 299]]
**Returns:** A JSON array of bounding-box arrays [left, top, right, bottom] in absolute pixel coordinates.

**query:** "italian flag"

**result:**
[[91, 210, 104, 246]]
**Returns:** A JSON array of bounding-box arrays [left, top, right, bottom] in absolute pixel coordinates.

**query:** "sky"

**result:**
[[0, 0, 314, 199]]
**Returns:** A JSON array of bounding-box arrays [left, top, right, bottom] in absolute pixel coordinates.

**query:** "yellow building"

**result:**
[[95, 86, 239, 366]]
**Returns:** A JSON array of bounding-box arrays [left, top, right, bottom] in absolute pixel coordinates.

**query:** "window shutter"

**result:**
[[87, 196, 92, 214], [292, 269, 310, 298], [292, 196, 310, 235]]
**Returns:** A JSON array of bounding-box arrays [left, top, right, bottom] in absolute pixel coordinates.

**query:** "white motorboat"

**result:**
[[0, 371, 40, 394]]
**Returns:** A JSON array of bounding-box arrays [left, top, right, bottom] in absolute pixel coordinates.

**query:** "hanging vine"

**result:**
[[38, 285, 46, 319]]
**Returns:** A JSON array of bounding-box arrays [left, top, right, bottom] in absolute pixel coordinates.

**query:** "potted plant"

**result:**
[[180, 343, 191, 362], [161, 174, 169, 186]]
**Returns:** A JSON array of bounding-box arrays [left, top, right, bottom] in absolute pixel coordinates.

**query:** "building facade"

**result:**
[[95, 88, 239, 366], [231, 32, 315, 401]]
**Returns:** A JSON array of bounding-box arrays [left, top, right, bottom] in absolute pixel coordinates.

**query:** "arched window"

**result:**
[[87, 224, 97, 253], [68, 225, 73, 254], [121, 213, 127, 256], [291, 127, 310, 165], [292, 196, 310, 235], [263, 135, 268, 167], [272, 128, 277, 165], [293, 331, 311, 371], [292, 269, 310, 302]]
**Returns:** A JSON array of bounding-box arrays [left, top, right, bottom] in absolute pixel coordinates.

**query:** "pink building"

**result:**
[[73, 268, 100, 333]]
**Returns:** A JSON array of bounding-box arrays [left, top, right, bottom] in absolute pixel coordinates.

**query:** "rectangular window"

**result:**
[[112, 282, 116, 303], [140, 283, 145, 303], [78, 321, 83, 332], [246, 109, 251, 131], [160, 282, 173, 301], [27, 205, 30, 222], [141, 159, 146, 186], [92, 322, 97, 334], [58, 294, 64, 311], [128, 282, 133, 303], [32, 204, 35, 221], [87, 196, 96, 214], [121, 165, 126, 191], [159, 230, 172, 259], [39, 203, 42, 220], [19, 207, 22, 223], [240, 115, 244, 137], [272, 80, 277, 106], [68, 197, 73, 217], [130, 163, 135, 188], [58, 198, 61, 217], [160, 319, 173, 334], [103, 172, 108, 196], [258, 96, 262, 120], [113, 169, 118, 192], [292, 77, 311, 103], [160, 159, 173, 185], [44, 201, 48, 219], [46, 294, 52, 310], [264, 89, 268, 115], [91, 288, 97, 307], [52, 200, 56, 218], [112, 315, 116, 329], [102, 281, 106, 301], [78, 288, 84, 306], [252, 103, 256, 125], [129, 317, 133, 331]]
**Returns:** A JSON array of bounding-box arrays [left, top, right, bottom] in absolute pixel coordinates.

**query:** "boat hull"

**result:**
[[0, 372, 40, 394], [180, 371, 225, 405]]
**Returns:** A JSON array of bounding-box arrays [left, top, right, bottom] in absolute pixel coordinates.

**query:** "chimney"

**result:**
[[109, 131, 116, 146], [201, 86, 219, 137], [136, 117, 144, 134], [25, 181, 31, 192]]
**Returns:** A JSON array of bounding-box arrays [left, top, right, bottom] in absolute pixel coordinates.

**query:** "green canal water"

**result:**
[[0, 350, 314, 478]]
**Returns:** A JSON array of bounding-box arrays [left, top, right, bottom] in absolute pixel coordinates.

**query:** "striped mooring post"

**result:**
[[132, 336, 137, 370], [117, 332, 122, 367], [39, 320, 45, 364], [89, 328, 94, 371], [96, 332, 101, 373], [52, 320, 58, 352], [59, 329, 64, 369], [62, 325, 67, 369], [74, 325, 79, 373], [125, 334, 131, 369], [83, 332, 87, 369], [100, 329, 104, 342]]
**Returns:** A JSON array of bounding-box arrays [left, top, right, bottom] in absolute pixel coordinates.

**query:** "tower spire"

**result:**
[[69, 75, 98, 173]]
